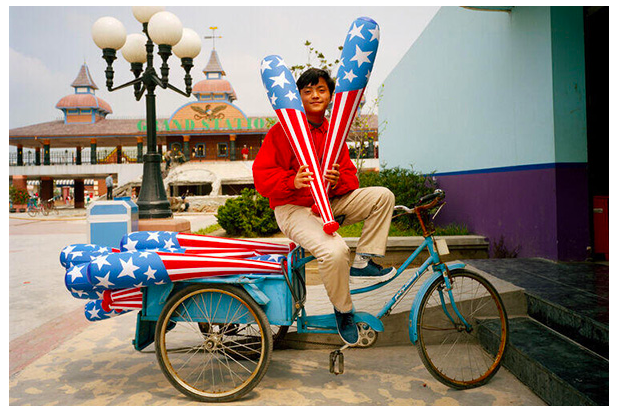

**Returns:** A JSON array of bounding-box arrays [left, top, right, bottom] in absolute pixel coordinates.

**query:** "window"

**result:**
[[170, 142, 182, 153], [195, 144, 205, 158], [217, 143, 228, 157]]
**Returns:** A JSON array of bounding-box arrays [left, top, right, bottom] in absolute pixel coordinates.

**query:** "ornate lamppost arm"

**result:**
[[92, 8, 201, 220]]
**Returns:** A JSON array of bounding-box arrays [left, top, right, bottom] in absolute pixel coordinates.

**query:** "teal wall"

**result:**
[[379, 6, 590, 260], [380, 6, 587, 173]]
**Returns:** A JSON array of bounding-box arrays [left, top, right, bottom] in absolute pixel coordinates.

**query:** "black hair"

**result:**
[[296, 68, 335, 95]]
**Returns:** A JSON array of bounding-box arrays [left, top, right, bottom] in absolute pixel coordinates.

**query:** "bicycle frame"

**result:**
[[288, 234, 469, 342]]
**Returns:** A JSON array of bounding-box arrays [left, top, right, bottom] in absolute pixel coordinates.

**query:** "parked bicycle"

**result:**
[[132, 189, 509, 402], [26, 197, 49, 217], [45, 197, 59, 215]]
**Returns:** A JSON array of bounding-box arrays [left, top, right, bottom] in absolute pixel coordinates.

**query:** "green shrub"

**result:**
[[9, 185, 30, 204], [215, 189, 279, 237], [358, 166, 437, 231]]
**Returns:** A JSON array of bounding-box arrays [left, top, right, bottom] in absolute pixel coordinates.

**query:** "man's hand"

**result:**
[[294, 165, 314, 189], [325, 164, 340, 188]]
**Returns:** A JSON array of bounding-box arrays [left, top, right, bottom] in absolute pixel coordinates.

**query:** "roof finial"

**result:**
[[204, 26, 221, 50]]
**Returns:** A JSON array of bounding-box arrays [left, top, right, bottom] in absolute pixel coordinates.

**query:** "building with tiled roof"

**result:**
[[9, 39, 379, 208]]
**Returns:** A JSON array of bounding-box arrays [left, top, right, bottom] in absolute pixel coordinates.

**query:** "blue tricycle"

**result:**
[[132, 190, 509, 402]]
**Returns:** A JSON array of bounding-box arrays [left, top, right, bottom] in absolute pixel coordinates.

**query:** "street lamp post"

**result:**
[[91, 7, 201, 219]]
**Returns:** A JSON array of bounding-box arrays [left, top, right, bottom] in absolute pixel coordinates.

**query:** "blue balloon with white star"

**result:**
[[120, 231, 181, 251], [86, 250, 170, 290], [260, 55, 305, 112], [334, 17, 380, 93], [60, 243, 114, 269]]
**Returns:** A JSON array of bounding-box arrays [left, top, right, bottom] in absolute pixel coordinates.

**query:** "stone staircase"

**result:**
[[466, 259, 609, 406]]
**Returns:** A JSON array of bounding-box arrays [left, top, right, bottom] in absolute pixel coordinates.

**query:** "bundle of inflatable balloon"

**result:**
[[61, 231, 294, 321], [260, 17, 380, 235]]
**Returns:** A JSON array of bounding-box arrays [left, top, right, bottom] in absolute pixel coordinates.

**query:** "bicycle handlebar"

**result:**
[[394, 189, 445, 214]]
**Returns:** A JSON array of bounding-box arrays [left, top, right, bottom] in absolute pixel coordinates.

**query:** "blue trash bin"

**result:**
[[87, 197, 139, 248]]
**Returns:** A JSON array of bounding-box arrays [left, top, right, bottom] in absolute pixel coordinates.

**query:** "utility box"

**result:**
[[88, 197, 139, 248], [592, 196, 609, 260]]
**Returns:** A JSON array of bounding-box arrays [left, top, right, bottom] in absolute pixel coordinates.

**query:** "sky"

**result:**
[[9, 5, 440, 130]]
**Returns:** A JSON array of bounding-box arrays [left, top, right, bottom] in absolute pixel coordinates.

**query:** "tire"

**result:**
[[416, 269, 509, 389], [27, 206, 37, 217], [155, 284, 273, 402]]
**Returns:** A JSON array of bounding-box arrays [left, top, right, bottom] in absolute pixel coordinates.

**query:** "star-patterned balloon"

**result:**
[[84, 299, 130, 322], [85, 249, 284, 290], [60, 243, 116, 269], [321, 17, 380, 195], [120, 231, 293, 254], [260, 55, 340, 235]]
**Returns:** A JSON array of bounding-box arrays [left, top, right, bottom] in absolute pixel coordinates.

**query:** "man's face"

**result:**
[[299, 77, 332, 119]]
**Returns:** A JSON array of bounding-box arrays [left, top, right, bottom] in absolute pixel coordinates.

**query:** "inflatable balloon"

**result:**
[[120, 231, 294, 254], [260, 55, 339, 235]]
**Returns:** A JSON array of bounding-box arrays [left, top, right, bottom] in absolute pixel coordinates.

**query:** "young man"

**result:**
[[253, 68, 396, 345]]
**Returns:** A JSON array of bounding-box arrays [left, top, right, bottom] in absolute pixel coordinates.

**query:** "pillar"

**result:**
[[76, 146, 82, 165], [158, 144, 163, 156], [40, 176, 54, 202], [43, 140, 50, 165], [90, 139, 97, 164], [116, 145, 122, 164], [12, 175, 27, 191], [183, 136, 190, 159], [17, 145, 23, 166], [229, 134, 236, 161], [137, 137, 143, 163], [74, 178, 85, 209], [35, 147, 41, 166]]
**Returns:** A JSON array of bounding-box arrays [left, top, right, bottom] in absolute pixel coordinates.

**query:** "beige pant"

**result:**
[[274, 186, 395, 312]]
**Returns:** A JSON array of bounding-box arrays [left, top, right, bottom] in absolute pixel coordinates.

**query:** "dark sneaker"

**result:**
[[334, 308, 359, 346], [350, 260, 397, 284]]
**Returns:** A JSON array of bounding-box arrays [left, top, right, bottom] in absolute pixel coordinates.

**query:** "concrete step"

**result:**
[[525, 292, 608, 358], [501, 317, 608, 406], [462, 258, 609, 359]]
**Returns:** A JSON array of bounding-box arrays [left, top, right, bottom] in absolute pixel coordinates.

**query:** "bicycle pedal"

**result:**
[[329, 349, 344, 375]]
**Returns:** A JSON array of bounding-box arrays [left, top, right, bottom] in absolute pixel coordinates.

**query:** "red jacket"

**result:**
[[253, 119, 359, 209]]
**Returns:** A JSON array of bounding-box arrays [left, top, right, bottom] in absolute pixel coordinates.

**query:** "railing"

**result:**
[[10, 146, 377, 166], [9, 149, 139, 166]]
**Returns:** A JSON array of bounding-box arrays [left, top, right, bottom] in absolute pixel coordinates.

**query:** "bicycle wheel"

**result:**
[[27, 205, 37, 217], [48, 202, 58, 215], [155, 284, 273, 402], [416, 269, 508, 389]]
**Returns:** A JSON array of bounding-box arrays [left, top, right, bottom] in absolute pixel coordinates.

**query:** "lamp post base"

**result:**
[[136, 152, 173, 219], [138, 217, 191, 232]]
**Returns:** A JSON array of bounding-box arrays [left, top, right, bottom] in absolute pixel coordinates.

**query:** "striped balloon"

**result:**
[[260, 55, 340, 235], [120, 231, 294, 254], [322, 17, 380, 193], [86, 250, 283, 290]]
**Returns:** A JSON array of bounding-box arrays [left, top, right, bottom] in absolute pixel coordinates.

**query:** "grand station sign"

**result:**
[[137, 101, 273, 132]]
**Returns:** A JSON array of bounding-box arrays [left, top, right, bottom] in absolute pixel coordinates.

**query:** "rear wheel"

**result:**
[[416, 269, 509, 389], [155, 284, 273, 402]]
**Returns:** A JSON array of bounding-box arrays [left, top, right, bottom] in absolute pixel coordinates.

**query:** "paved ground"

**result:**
[[8, 209, 546, 406]]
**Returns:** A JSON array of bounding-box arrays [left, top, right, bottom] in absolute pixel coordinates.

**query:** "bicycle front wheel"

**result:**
[[155, 284, 273, 402], [27, 206, 37, 217], [416, 269, 508, 389]]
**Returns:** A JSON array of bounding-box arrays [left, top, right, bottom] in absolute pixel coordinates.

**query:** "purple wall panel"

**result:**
[[434, 164, 589, 260]]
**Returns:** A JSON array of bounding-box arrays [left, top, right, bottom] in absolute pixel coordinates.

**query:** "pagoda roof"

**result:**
[[203, 50, 225, 75], [56, 93, 112, 113], [71, 64, 98, 89]]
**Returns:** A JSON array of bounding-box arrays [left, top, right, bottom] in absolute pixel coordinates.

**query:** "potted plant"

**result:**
[[9, 185, 30, 213]]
